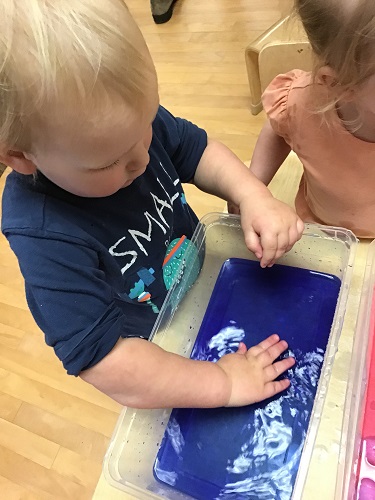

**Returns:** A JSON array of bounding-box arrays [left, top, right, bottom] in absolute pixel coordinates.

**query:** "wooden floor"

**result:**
[[0, 1, 290, 498]]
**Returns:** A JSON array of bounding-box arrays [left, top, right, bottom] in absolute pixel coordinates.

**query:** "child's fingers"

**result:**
[[258, 232, 278, 267], [236, 341, 247, 354], [260, 223, 303, 266], [247, 334, 280, 356], [271, 232, 290, 262], [297, 218, 305, 236], [285, 243, 294, 254], [288, 226, 299, 247], [286, 222, 303, 251], [264, 356, 295, 381], [266, 222, 303, 264], [244, 229, 263, 260], [263, 378, 291, 400], [260, 229, 291, 266], [257, 339, 289, 366]]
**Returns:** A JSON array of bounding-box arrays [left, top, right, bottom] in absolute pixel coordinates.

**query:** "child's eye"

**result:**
[[99, 159, 120, 172]]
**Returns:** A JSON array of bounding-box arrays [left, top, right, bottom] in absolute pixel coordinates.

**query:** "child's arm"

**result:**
[[80, 334, 295, 408], [193, 137, 303, 268], [250, 119, 291, 185]]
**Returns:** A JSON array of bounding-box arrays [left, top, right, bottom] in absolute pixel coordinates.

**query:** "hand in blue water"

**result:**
[[216, 334, 295, 406]]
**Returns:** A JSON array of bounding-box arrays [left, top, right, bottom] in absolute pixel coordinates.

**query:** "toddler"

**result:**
[[250, 0, 375, 238], [0, 0, 302, 409]]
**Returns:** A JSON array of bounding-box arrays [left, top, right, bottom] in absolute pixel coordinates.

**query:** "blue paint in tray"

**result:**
[[153, 258, 341, 500]]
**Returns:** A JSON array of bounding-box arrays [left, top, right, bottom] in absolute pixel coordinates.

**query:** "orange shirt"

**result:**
[[262, 69, 375, 238]]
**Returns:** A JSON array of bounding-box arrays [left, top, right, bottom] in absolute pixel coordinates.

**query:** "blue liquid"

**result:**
[[154, 259, 341, 500]]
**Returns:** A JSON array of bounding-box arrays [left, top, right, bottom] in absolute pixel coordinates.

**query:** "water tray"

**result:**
[[103, 214, 357, 500]]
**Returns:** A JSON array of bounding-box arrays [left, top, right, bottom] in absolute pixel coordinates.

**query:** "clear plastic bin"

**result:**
[[103, 213, 357, 500], [336, 240, 375, 499]]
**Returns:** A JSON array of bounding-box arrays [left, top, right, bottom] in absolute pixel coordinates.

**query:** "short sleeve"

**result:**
[[262, 71, 298, 144], [153, 106, 208, 183], [7, 234, 136, 376]]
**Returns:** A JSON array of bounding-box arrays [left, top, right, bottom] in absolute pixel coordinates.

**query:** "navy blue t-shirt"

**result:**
[[1, 106, 207, 375]]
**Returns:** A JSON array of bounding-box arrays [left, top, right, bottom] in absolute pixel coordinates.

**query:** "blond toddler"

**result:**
[[0, 0, 302, 409]]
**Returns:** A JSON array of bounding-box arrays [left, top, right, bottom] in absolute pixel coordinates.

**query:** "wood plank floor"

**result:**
[[0, 1, 291, 498]]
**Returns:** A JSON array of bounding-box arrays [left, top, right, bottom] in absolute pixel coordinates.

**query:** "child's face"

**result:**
[[27, 93, 160, 198]]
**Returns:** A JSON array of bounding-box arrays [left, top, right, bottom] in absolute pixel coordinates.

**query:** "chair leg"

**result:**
[[151, 0, 178, 24], [245, 49, 263, 115]]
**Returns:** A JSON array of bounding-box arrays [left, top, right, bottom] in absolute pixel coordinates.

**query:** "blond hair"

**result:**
[[0, 0, 157, 150], [295, 0, 375, 114]]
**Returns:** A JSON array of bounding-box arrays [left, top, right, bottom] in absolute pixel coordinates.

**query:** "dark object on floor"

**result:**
[[151, 0, 178, 24]]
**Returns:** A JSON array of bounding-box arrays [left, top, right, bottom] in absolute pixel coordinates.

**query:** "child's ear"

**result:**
[[0, 149, 37, 175], [316, 66, 355, 102], [316, 65, 339, 88]]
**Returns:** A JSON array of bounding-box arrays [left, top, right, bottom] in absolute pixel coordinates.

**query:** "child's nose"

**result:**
[[127, 142, 150, 171]]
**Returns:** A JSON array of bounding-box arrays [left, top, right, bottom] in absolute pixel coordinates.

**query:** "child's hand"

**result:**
[[216, 334, 295, 407], [239, 196, 304, 268]]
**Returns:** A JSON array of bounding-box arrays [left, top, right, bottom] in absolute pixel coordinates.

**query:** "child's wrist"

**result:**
[[231, 172, 274, 207], [234, 187, 273, 212], [212, 361, 232, 406]]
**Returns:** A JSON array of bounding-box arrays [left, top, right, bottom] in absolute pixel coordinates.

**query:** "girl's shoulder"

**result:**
[[262, 70, 313, 114], [267, 69, 312, 91], [261, 70, 313, 142]]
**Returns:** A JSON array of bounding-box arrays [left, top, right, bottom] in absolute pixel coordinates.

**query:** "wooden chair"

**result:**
[[245, 15, 312, 115]]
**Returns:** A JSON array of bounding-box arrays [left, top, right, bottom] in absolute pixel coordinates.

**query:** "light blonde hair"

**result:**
[[0, 0, 157, 151], [295, 0, 375, 114]]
